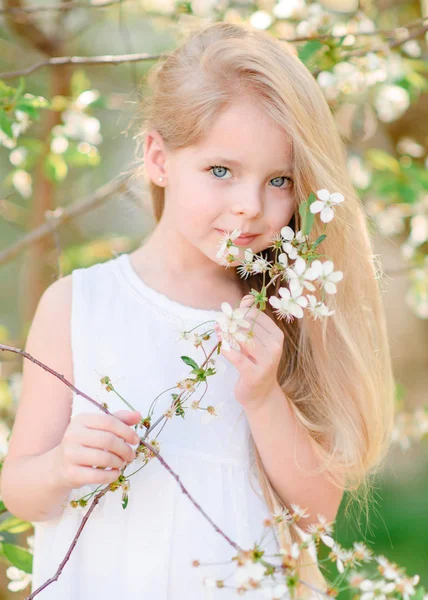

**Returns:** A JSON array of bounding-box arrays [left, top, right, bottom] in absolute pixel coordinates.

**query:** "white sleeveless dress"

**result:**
[[30, 253, 280, 599]]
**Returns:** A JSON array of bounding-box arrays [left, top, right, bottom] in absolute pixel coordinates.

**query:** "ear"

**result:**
[[143, 129, 168, 186]]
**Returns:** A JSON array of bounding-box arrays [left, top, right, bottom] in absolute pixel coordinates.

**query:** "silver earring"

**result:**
[[158, 176, 164, 183]]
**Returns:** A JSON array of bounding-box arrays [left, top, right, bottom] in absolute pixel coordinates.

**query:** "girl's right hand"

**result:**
[[54, 410, 142, 488]]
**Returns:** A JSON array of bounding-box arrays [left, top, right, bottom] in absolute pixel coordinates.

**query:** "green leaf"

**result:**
[[312, 234, 326, 249], [307, 192, 317, 206], [297, 40, 324, 65], [1, 543, 33, 573], [0, 516, 32, 534], [365, 149, 400, 174], [412, 586, 425, 600], [180, 356, 199, 370], [0, 111, 14, 139], [43, 153, 68, 183], [299, 200, 308, 233], [299, 199, 315, 236]]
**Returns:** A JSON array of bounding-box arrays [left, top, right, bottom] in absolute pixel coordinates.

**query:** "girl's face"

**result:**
[[145, 96, 295, 274]]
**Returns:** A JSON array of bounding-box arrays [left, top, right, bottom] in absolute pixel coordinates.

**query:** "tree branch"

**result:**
[[1, 17, 426, 80], [0, 173, 130, 266]]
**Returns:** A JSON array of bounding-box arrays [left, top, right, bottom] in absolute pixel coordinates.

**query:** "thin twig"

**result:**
[[0, 52, 161, 80], [0, 343, 109, 414], [0, 173, 130, 266], [1, 17, 427, 80], [0, 0, 126, 13]]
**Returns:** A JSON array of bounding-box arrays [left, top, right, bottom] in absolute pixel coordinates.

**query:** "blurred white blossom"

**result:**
[[273, 0, 307, 20], [250, 10, 273, 29], [396, 137, 425, 158], [374, 85, 410, 122], [6, 567, 32, 592], [9, 147, 28, 167], [401, 40, 421, 58], [12, 169, 32, 198]]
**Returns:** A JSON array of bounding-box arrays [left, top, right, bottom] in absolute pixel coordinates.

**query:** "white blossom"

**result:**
[[252, 256, 271, 274], [306, 295, 335, 319], [250, 10, 273, 30], [273, 0, 307, 20], [376, 556, 402, 580], [280, 227, 307, 260], [215, 301, 252, 350], [310, 189, 345, 223], [359, 578, 396, 600], [12, 169, 32, 198], [201, 402, 224, 424], [262, 582, 290, 599], [308, 260, 343, 294], [269, 287, 308, 322], [286, 257, 319, 296], [6, 567, 32, 592], [234, 561, 266, 585], [374, 85, 410, 123], [216, 229, 241, 265], [401, 40, 421, 58]]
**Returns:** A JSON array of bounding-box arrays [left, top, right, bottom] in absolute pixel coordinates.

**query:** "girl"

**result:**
[[1, 21, 395, 600]]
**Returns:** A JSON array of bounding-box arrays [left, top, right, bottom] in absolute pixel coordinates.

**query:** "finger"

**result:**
[[239, 296, 273, 334], [66, 464, 121, 487], [113, 410, 142, 426], [83, 413, 140, 445], [240, 295, 284, 341], [71, 445, 130, 470], [220, 342, 256, 366], [80, 429, 137, 462]]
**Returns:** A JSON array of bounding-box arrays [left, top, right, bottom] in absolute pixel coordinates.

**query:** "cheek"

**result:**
[[175, 192, 219, 234], [266, 197, 296, 233]]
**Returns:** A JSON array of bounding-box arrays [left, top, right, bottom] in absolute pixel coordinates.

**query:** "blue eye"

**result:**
[[209, 165, 230, 179], [208, 165, 293, 189], [271, 176, 293, 189]]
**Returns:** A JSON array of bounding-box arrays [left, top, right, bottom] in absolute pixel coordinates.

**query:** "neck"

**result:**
[[136, 214, 242, 286]]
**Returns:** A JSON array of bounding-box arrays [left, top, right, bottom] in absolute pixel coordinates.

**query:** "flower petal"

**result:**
[[316, 188, 330, 201], [280, 225, 295, 241], [330, 192, 344, 204], [320, 206, 335, 223], [324, 282, 337, 294], [310, 200, 324, 214]]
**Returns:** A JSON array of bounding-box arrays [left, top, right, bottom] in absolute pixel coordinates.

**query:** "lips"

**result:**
[[216, 229, 260, 247], [233, 234, 259, 247]]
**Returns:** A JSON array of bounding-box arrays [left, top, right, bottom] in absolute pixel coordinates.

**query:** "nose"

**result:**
[[231, 187, 263, 219]]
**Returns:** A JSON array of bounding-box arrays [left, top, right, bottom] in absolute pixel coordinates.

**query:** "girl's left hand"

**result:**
[[214, 295, 284, 409]]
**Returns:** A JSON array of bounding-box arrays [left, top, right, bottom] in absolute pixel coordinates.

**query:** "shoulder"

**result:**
[[35, 273, 72, 324]]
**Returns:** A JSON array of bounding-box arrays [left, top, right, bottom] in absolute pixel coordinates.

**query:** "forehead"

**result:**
[[184, 98, 293, 169]]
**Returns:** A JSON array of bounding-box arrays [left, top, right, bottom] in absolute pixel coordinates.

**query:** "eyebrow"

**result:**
[[205, 156, 293, 175]]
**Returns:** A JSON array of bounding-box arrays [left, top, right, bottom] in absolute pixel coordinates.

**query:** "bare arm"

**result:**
[[1, 275, 141, 523], [0, 276, 75, 522], [245, 384, 345, 530]]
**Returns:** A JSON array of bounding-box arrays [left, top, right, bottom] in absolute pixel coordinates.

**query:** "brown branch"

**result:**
[[3, 0, 61, 56], [278, 16, 428, 43], [0, 336, 330, 599], [1, 0, 126, 13], [26, 484, 111, 599], [2, 16, 427, 80], [339, 23, 428, 61], [0, 52, 162, 80], [26, 432, 243, 599], [0, 173, 130, 266], [0, 342, 245, 598], [0, 344, 109, 414]]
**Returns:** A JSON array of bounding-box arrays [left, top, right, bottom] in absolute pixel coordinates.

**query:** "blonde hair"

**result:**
[[129, 21, 395, 597]]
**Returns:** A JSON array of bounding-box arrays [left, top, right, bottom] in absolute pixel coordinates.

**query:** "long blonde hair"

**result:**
[[129, 21, 395, 597]]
